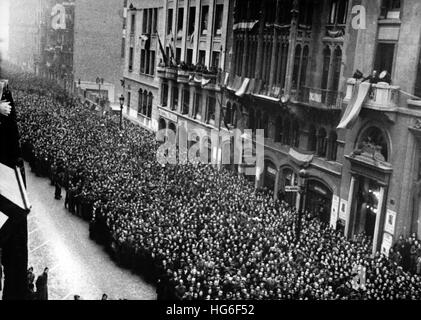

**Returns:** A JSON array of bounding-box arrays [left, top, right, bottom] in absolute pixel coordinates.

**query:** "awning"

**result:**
[[235, 78, 250, 97], [233, 20, 259, 31], [337, 81, 371, 130]]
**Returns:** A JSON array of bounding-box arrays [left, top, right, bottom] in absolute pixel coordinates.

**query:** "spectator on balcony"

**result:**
[[352, 70, 363, 80], [363, 70, 379, 84], [378, 71, 392, 85]]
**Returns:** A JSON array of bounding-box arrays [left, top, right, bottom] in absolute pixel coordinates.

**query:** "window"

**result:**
[[176, 48, 181, 63], [328, 131, 338, 161], [148, 9, 152, 34], [150, 51, 155, 75], [198, 50, 206, 65], [275, 116, 283, 142], [140, 49, 146, 73], [317, 128, 327, 157], [292, 45, 302, 90], [328, 0, 348, 25], [380, 0, 401, 19], [292, 120, 300, 148], [143, 9, 148, 33], [201, 5, 209, 35], [214, 4, 223, 36], [283, 118, 291, 145], [152, 8, 158, 34], [415, 46, 421, 97], [138, 89, 143, 114], [127, 92, 131, 108], [143, 90, 148, 115], [300, 46, 309, 88], [308, 125, 317, 152], [186, 49, 193, 65], [167, 9, 173, 35], [225, 102, 232, 125], [130, 14, 136, 34], [194, 92, 202, 120], [162, 83, 168, 107], [375, 43, 395, 77], [299, 0, 313, 26], [121, 38, 125, 58], [172, 86, 178, 111], [128, 47, 134, 71], [177, 8, 184, 37], [147, 93, 153, 118], [321, 46, 331, 91], [182, 89, 190, 114], [188, 7, 196, 36], [212, 51, 221, 69], [207, 96, 216, 124]]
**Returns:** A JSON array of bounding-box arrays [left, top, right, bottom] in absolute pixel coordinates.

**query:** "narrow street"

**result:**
[[25, 164, 156, 300]]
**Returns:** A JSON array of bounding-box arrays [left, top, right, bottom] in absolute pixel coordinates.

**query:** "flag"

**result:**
[[157, 35, 168, 66]]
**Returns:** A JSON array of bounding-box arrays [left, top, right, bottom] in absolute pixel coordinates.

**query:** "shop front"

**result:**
[[305, 179, 333, 225]]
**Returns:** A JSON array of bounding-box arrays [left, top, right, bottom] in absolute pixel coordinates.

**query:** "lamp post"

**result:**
[[119, 94, 125, 130], [296, 168, 308, 243]]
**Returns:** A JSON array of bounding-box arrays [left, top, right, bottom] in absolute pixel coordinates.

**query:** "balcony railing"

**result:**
[[344, 78, 400, 111], [293, 86, 343, 109]]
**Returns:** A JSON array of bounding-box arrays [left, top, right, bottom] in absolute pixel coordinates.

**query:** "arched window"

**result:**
[[328, 131, 338, 161], [292, 120, 300, 148], [147, 92, 153, 118], [317, 128, 327, 157], [275, 116, 283, 143], [138, 89, 143, 114], [283, 118, 291, 145], [308, 125, 317, 152], [143, 90, 148, 115], [321, 46, 331, 91], [357, 126, 389, 161]]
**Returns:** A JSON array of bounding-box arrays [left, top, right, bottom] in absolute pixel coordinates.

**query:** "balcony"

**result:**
[[292, 86, 343, 109], [344, 78, 399, 112], [157, 65, 177, 80]]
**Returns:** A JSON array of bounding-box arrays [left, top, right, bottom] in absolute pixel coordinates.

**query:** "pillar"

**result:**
[[284, 0, 299, 95], [274, 169, 281, 201], [345, 175, 357, 237], [372, 186, 386, 254]]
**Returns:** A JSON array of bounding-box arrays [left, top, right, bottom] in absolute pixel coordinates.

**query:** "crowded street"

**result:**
[[17, 164, 156, 300]]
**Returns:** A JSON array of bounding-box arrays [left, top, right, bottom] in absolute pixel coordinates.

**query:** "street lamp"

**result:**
[[296, 168, 308, 243], [119, 94, 125, 130]]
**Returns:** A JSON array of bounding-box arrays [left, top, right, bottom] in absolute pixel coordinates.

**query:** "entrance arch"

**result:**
[[305, 178, 333, 225]]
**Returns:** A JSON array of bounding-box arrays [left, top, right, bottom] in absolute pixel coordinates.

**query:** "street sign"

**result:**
[[285, 185, 300, 193]]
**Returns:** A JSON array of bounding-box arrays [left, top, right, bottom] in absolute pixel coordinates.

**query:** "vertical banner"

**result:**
[[330, 194, 340, 229]]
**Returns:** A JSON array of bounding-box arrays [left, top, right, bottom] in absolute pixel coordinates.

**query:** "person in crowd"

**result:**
[[27, 267, 35, 288], [101, 293, 108, 300], [35, 267, 49, 300]]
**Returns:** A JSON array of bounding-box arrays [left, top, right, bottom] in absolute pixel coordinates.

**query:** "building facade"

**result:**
[[224, 0, 421, 254], [122, 0, 165, 130]]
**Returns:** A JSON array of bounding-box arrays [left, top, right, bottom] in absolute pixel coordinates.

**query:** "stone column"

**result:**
[[284, 0, 299, 95], [372, 186, 386, 254], [274, 169, 281, 201], [345, 175, 357, 238]]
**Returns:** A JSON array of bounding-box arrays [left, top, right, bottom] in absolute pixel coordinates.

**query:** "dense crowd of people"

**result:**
[[5, 69, 421, 300]]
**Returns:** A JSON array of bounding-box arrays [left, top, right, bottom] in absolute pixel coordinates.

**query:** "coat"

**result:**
[[36, 273, 48, 300]]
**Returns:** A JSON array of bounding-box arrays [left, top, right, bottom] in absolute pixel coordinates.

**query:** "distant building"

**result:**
[[73, 0, 125, 103], [8, 0, 46, 73]]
